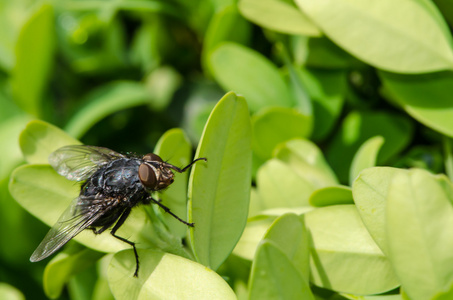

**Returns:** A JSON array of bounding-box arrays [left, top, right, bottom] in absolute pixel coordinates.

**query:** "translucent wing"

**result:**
[[30, 196, 117, 262], [49, 145, 125, 181]]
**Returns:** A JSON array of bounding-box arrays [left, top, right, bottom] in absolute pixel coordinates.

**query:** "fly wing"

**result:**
[[49, 145, 126, 181], [30, 196, 114, 262]]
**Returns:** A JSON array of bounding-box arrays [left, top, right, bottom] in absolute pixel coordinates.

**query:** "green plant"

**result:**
[[3, 0, 453, 299]]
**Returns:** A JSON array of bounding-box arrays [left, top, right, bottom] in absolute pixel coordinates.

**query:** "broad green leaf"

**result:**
[[255, 207, 313, 217], [295, 0, 453, 73], [19, 120, 80, 164], [349, 136, 385, 184], [129, 18, 162, 73], [11, 4, 55, 117], [188, 92, 252, 270], [386, 169, 453, 300], [292, 36, 359, 69], [263, 213, 310, 279], [380, 71, 453, 138], [154, 129, 192, 238], [233, 216, 276, 261], [9, 165, 157, 255], [60, 1, 180, 15], [256, 159, 314, 208], [0, 283, 24, 300], [326, 111, 413, 183], [341, 294, 403, 300], [249, 187, 264, 218], [297, 68, 347, 141], [248, 241, 314, 300], [144, 67, 182, 111], [0, 175, 44, 265], [304, 205, 399, 294], [274, 139, 338, 189], [0, 1, 21, 71], [309, 185, 353, 207], [238, 0, 321, 36], [203, 5, 251, 73], [44, 247, 104, 299], [286, 63, 312, 116], [64, 81, 150, 138], [434, 283, 453, 300], [108, 249, 236, 300], [0, 114, 30, 179], [234, 209, 313, 261], [252, 106, 312, 160], [209, 42, 294, 113], [352, 167, 399, 254], [68, 266, 98, 300]]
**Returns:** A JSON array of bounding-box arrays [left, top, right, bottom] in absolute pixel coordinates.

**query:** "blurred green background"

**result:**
[[3, 0, 453, 299]]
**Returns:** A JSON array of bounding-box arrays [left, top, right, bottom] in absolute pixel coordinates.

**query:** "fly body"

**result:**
[[30, 145, 206, 277]]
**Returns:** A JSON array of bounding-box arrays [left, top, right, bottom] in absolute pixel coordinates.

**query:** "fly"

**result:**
[[30, 145, 206, 277]]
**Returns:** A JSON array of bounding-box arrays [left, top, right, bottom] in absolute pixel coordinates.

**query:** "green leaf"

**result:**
[[341, 294, 403, 300], [295, 0, 453, 73], [326, 111, 413, 183], [64, 81, 150, 139], [352, 167, 400, 254], [256, 207, 313, 218], [304, 205, 399, 294], [11, 4, 55, 117], [238, 0, 321, 36], [202, 5, 251, 73], [274, 139, 338, 189], [256, 159, 314, 208], [144, 67, 182, 111], [0, 114, 30, 179], [252, 107, 312, 160], [309, 185, 353, 207], [434, 283, 453, 300], [153, 128, 192, 238], [349, 136, 385, 184], [380, 71, 453, 138], [292, 36, 359, 69], [0, 283, 24, 300], [0, 1, 19, 72], [248, 241, 314, 300], [386, 169, 453, 300], [263, 213, 310, 279], [233, 216, 276, 261], [9, 164, 157, 255], [286, 63, 312, 116], [297, 68, 347, 141], [209, 42, 294, 113], [188, 92, 252, 270], [44, 248, 104, 299], [19, 120, 81, 164], [108, 249, 236, 300]]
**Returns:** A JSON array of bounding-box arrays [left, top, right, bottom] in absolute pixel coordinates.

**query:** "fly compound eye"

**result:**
[[138, 163, 157, 189], [143, 153, 163, 163]]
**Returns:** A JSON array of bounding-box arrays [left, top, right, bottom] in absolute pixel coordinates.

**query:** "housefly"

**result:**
[[30, 145, 206, 277]]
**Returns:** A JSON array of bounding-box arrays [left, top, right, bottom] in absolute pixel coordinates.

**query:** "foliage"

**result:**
[[2, 0, 453, 299]]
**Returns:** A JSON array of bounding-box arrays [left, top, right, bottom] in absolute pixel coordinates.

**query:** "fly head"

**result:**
[[138, 153, 174, 191]]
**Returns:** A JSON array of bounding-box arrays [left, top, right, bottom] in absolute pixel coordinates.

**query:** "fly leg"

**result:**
[[147, 196, 194, 227], [109, 207, 140, 277], [91, 210, 124, 235]]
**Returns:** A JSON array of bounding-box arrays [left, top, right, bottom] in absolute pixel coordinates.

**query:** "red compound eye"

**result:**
[[138, 163, 157, 189]]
